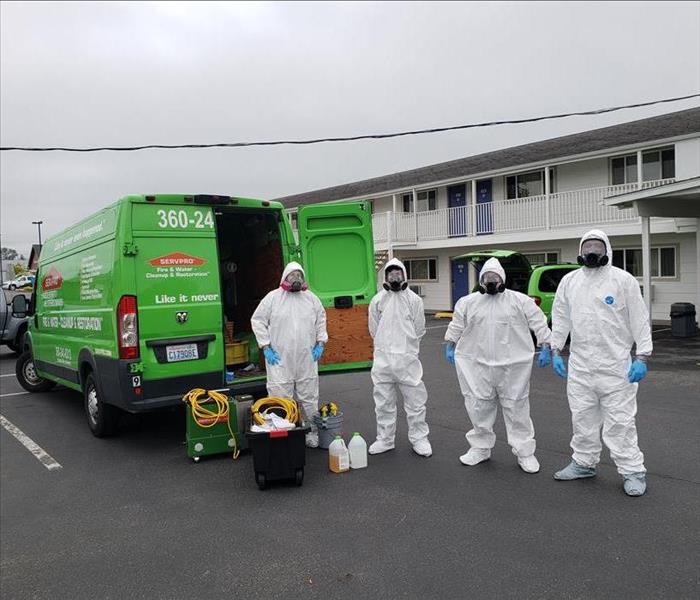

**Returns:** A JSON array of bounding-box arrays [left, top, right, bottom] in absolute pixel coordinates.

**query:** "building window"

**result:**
[[404, 258, 438, 281], [402, 190, 437, 212], [610, 147, 675, 185], [505, 169, 556, 199], [523, 251, 560, 266], [612, 246, 676, 278]]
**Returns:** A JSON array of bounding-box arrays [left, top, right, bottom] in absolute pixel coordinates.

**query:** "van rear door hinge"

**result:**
[[123, 242, 139, 256]]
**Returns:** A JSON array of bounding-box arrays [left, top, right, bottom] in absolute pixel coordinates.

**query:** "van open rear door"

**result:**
[[297, 202, 375, 372]]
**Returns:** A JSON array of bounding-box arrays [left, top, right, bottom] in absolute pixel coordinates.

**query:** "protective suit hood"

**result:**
[[280, 261, 306, 285], [383, 258, 408, 281], [383, 258, 409, 292], [579, 229, 613, 264], [479, 257, 507, 285]]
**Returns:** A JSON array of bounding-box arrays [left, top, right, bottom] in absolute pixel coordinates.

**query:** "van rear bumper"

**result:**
[[94, 356, 267, 412]]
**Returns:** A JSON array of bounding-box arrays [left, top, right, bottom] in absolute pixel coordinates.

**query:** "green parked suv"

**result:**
[[527, 263, 580, 324]]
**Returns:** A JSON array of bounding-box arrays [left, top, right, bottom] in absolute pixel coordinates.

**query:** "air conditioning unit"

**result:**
[[409, 284, 425, 297]]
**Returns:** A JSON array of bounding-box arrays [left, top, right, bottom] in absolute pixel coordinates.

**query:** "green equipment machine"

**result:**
[[183, 389, 254, 462]]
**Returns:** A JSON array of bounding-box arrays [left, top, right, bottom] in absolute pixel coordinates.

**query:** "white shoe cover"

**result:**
[[459, 448, 491, 466], [368, 440, 395, 455], [517, 454, 540, 473], [412, 439, 432, 457]]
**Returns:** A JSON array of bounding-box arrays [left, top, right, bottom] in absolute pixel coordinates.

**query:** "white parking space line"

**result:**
[[0, 414, 62, 471], [0, 391, 30, 398], [1, 373, 18, 378]]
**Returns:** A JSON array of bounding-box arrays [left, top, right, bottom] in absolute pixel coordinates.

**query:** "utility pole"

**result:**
[[32, 220, 43, 246]]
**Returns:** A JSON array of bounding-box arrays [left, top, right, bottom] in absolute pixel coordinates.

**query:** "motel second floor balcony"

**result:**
[[371, 179, 676, 247]]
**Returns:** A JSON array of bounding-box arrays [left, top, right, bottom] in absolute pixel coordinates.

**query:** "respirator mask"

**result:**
[[383, 267, 407, 292], [479, 271, 505, 295], [577, 239, 608, 268], [281, 270, 307, 292]]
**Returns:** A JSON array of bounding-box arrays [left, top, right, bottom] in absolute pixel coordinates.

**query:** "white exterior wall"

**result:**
[[555, 158, 609, 191], [674, 137, 700, 180], [371, 196, 393, 213]]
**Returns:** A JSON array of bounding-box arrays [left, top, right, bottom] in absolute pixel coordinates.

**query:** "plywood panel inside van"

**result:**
[[321, 305, 373, 364]]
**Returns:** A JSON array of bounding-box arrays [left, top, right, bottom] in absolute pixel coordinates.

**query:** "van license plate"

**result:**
[[166, 343, 199, 362]]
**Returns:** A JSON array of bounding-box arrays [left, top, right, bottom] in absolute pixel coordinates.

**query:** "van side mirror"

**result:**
[[11, 294, 28, 318]]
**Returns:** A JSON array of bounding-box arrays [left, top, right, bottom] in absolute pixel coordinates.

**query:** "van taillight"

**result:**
[[530, 295, 542, 306], [117, 295, 139, 359]]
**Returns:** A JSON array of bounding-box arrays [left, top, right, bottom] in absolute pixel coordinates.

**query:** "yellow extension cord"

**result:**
[[251, 396, 300, 426], [182, 388, 240, 460]]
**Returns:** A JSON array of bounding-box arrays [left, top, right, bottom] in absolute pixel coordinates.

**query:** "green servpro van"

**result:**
[[16, 194, 376, 436]]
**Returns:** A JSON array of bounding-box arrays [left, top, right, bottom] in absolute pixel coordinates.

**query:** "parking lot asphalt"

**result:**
[[1, 323, 699, 600]]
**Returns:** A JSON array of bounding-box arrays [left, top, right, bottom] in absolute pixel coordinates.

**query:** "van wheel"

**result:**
[[15, 351, 56, 393], [9, 284, 16, 290], [84, 372, 119, 437]]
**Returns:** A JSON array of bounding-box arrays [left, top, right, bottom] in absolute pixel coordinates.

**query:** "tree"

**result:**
[[1, 247, 19, 260], [13, 263, 29, 277]]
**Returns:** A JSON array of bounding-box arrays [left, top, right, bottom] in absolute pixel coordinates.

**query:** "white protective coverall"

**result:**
[[445, 258, 551, 457], [551, 230, 652, 474], [251, 262, 328, 428], [369, 259, 430, 445]]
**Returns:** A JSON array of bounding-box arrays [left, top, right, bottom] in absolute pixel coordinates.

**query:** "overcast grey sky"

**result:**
[[1, 1, 699, 256]]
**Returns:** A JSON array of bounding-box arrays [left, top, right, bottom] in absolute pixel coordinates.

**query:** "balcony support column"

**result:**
[[637, 149, 643, 190], [470, 180, 477, 236], [545, 166, 551, 229], [386, 211, 394, 260], [412, 188, 418, 243]]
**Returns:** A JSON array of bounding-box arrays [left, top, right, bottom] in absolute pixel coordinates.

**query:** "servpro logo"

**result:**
[[42, 266, 63, 291], [148, 253, 207, 267]]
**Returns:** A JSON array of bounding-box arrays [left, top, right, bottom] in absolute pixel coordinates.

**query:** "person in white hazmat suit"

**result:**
[[368, 258, 432, 457], [551, 229, 652, 496], [444, 258, 552, 473], [251, 261, 328, 448]]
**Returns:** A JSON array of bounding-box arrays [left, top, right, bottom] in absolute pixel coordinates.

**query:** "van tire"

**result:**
[[15, 351, 57, 393], [83, 372, 120, 437]]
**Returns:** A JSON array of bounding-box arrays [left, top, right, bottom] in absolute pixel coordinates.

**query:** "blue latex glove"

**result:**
[[311, 343, 325, 362], [538, 346, 552, 368], [553, 355, 567, 379], [263, 346, 281, 366], [444, 344, 455, 365], [628, 360, 648, 383]]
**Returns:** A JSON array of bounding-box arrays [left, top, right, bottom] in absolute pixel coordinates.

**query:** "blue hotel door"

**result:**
[[447, 184, 467, 237], [451, 258, 470, 307], [476, 179, 493, 235]]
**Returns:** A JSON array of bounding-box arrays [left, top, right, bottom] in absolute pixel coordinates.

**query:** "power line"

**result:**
[[1, 93, 698, 153]]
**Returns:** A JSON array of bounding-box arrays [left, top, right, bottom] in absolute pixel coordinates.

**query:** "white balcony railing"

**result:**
[[372, 179, 674, 245]]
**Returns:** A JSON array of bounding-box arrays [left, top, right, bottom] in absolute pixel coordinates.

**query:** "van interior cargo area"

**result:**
[[215, 209, 284, 380]]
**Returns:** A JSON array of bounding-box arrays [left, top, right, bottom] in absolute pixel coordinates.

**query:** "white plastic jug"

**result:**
[[348, 432, 368, 469], [328, 436, 350, 473]]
